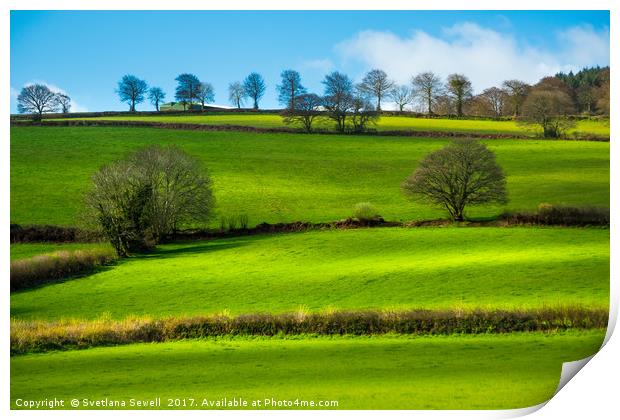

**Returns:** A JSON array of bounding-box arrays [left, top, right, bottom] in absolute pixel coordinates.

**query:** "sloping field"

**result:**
[[11, 331, 605, 410], [10, 227, 609, 320], [55, 113, 610, 137], [10, 127, 609, 227]]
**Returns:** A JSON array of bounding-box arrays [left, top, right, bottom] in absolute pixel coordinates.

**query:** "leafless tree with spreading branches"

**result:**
[[17, 84, 60, 120], [402, 139, 508, 221]]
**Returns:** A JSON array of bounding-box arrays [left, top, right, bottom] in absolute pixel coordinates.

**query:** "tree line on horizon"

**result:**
[[16, 65, 609, 137]]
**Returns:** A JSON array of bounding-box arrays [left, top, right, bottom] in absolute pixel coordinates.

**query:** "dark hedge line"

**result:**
[[10, 224, 102, 243], [11, 307, 608, 355], [501, 205, 610, 227], [10, 207, 609, 245]]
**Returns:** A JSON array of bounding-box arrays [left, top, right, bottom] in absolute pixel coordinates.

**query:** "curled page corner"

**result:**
[[554, 355, 595, 396]]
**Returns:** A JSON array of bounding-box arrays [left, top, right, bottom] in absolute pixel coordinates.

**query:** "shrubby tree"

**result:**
[[478, 87, 508, 118], [390, 85, 414, 111], [85, 145, 215, 256], [228, 82, 246, 108], [412, 71, 443, 115], [322, 71, 354, 132], [349, 89, 379, 133], [501, 80, 530, 117], [402, 139, 508, 221], [148, 87, 166, 111], [197, 82, 215, 110], [519, 89, 576, 138], [56, 93, 71, 113], [175, 73, 201, 110], [433, 94, 454, 116], [282, 93, 323, 133], [357, 69, 394, 111], [445, 73, 473, 117], [17, 84, 60, 120], [277, 70, 306, 110], [117, 75, 148, 112], [243, 72, 266, 109]]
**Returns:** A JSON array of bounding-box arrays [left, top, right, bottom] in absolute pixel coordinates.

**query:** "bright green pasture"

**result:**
[[60, 113, 610, 137], [10, 127, 609, 227], [10, 331, 605, 409], [10, 227, 609, 320], [10, 243, 111, 261]]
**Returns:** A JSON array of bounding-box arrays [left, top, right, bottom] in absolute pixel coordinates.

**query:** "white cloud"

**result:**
[[22, 80, 89, 112], [556, 25, 610, 70], [335, 23, 609, 93]]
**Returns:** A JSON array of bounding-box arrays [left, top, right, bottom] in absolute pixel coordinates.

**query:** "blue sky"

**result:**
[[10, 10, 610, 112]]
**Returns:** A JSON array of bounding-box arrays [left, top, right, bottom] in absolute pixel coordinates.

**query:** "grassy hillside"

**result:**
[[11, 227, 609, 320], [57, 113, 611, 137], [10, 127, 609, 227], [11, 331, 605, 410]]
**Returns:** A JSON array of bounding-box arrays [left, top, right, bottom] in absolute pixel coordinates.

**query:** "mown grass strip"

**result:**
[[11, 306, 608, 355], [10, 118, 612, 141]]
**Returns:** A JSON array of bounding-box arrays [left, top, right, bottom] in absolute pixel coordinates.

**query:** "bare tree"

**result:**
[[56, 93, 71, 113], [322, 71, 354, 132], [519, 89, 576, 138], [349, 89, 379, 133], [148, 87, 166, 111], [277, 69, 307, 110], [390, 85, 414, 111], [117, 75, 148, 112], [196, 82, 215, 110], [228, 82, 246, 109], [412, 72, 443, 115], [243, 72, 266, 110], [17, 84, 60, 120], [502, 80, 530, 117], [357, 69, 394, 111], [402, 139, 508, 221], [282, 93, 323, 133], [84, 145, 215, 256], [445, 74, 473, 117], [175, 73, 201, 110], [479, 87, 508, 118]]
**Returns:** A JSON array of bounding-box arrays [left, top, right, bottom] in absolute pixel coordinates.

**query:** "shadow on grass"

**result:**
[[9, 260, 124, 297], [135, 238, 250, 260]]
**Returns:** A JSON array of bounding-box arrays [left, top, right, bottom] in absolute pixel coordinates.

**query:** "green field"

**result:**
[[10, 227, 609, 320], [11, 331, 605, 410], [10, 126, 609, 227], [57, 113, 611, 137], [10, 242, 111, 261], [9, 120, 610, 410]]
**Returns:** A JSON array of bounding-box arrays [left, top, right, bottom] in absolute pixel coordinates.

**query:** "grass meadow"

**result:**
[[9, 118, 610, 410], [10, 227, 609, 320], [58, 113, 611, 137], [10, 126, 609, 227], [10, 331, 605, 409]]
